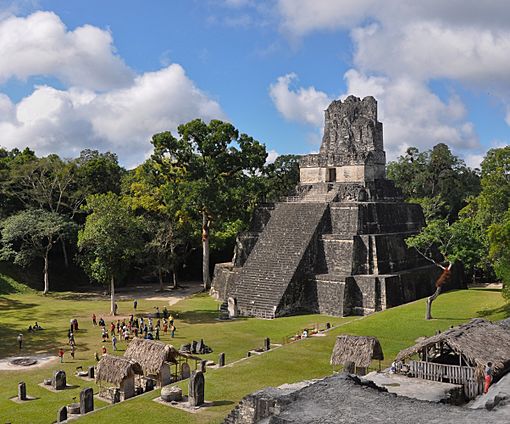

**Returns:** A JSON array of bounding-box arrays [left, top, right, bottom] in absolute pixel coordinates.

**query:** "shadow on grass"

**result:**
[[477, 302, 510, 319], [470, 288, 502, 293], [212, 400, 235, 407], [0, 296, 38, 311], [0, 325, 63, 359], [176, 310, 248, 324], [50, 292, 103, 302]]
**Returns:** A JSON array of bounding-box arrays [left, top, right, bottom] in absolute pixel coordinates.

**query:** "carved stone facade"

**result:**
[[211, 96, 464, 318]]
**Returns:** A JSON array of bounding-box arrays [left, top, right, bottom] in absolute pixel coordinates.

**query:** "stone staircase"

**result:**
[[233, 202, 327, 318]]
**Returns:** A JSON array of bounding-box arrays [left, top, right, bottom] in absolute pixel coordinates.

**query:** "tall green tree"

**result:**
[[128, 161, 192, 291], [387, 144, 480, 220], [488, 208, 510, 300], [77, 193, 144, 315], [0, 209, 74, 294], [150, 119, 267, 289]]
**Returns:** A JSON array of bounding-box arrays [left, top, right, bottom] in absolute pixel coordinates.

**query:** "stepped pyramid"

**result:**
[[212, 96, 463, 318]]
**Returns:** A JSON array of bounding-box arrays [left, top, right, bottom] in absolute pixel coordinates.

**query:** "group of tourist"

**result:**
[[91, 300, 178, 358]]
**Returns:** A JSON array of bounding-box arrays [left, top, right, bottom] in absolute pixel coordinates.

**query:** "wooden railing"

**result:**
[[406, 360, 483, 399]]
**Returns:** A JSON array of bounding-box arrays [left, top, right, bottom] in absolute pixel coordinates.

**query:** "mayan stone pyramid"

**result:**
[[212, 95, 463, 319]]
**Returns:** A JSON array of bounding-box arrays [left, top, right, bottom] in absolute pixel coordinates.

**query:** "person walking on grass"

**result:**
[[92, 313, 97, 326], [170, 324, 176, 338], [133, 299, 138, 311], [17, 333, 23, 350], [58, 348, 64, 363], [102, 345, 107, 355], [70, 344, 75, 360], [112, 335, 117, 351]]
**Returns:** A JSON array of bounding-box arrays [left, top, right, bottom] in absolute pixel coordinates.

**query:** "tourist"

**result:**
[[17, 333, 23, 350], [170, 324, 176, 338], [58, 347, 64, 363], [146, 332, 154, 340], [94, 351, 100, 362], [163, 321, 168, 335], [28, 325, 33, 332], [390, 361, 397, 374], [92, 313, 97, 326], [156, 306, 160, 319], [98, 317, 105, 327], [70, 344, 75, 360], [114, 303, 118, 314], [484, 362, 494, 393], [102, 327, 108, 342], [169, 314, 174, 326], [110, 322, 115, 336], [302, 329, 308, 338], [112, 335, 117, 351], [155, 326, 160, 340], [34, 322, 42, 330], [123, 329, 129, 341], [102, 345, 107, 355], [133, 299, 138, 311], [163, 306, 168, 319], [69, 332, 75, 345]]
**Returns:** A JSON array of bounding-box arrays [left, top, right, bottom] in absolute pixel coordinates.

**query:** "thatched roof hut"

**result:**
[[330, 335, 384, 367], [96, 354, 143, 385], [396, 319, 510, 378], [124, 338, 180, 375]]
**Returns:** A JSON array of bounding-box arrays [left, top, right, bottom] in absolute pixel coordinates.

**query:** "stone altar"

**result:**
[[212, 96, 464, 318]]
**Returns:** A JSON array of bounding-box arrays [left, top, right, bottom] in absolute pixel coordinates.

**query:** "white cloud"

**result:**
[[0, 11, 226, 167], [0, 65, 225, 168], [0, 11, 133, 90], [269, 0, 510, 160], [266, 149, 279, 164], [343, 70, 479, 158], [269, 73, 332, 126]]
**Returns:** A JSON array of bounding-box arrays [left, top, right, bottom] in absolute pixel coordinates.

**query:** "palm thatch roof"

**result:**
[[124, 338, 180, 375], [395, 319, 510, 377], [330, 335, 384, 367], [95, 354, 143, 385]]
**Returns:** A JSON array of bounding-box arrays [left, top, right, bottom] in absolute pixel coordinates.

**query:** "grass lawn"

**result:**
[[0, 279, 508, 424]]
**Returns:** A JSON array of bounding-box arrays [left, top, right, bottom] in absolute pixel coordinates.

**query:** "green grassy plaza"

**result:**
[[0, 275, 508, 424]]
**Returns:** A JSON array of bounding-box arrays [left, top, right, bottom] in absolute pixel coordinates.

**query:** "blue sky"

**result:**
[[0, 0, 508, 168]]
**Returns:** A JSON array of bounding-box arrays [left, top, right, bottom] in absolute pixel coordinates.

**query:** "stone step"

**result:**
[[233, 202, 327, 316]]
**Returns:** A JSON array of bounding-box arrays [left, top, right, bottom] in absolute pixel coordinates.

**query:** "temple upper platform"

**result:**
[[299, 95, 386, 184]]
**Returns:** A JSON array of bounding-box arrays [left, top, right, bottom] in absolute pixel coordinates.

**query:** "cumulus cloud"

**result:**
[[266, 149, 279, 164], [0, 11, 226, 167], [0, 11, 133, 90], [267, 0, 510, 161], [269, 73, 332, 126]]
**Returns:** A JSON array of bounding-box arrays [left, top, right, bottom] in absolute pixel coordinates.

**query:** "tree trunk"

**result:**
[[172, 268, 178, 289], [158, 265, 164, 292], [60, 238, 69, 268], [43, 251, 50, 295], [202, 211, 210, 290], [110, 275, 116, 316], [426, 286, 442, 320]]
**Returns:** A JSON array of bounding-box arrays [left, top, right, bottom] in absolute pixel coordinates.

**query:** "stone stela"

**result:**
[[188, 371, 205, 407], [211, 95, 464, 319]]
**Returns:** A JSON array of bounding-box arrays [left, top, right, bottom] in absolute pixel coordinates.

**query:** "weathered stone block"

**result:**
[[80, 387, 93, 414]]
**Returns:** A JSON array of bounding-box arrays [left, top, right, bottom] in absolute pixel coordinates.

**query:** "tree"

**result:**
[[77, 193, 144, 315], [0, 209, 74, 294], [405, 218, 482, 319], [151, 119, 267, 290], [128, 161, 192, 291], [263, 154, 301, 202], [387, 144, 480, 220], [74, 149, 123, 197], [488, 208, 510, 300]]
